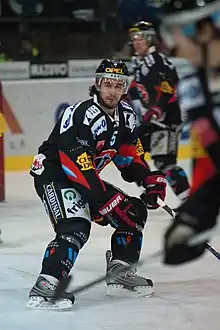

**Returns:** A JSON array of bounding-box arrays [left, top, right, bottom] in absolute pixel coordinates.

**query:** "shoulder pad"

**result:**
[[83, 103, 102, 126], [120, 100, 133, 111]]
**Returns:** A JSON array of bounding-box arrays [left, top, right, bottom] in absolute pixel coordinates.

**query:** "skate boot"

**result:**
[[105, 250, 154, 297], [26, 275, 75, 310]]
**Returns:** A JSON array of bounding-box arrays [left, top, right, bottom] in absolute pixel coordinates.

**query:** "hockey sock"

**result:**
[[111, 230, 143, 264], [40, 236, 79, 280]]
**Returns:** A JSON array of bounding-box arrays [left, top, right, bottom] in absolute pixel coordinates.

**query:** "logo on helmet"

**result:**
[[105, 67, 124, 74]]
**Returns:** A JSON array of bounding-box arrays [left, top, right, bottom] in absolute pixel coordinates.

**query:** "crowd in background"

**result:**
[[0, 0, 167, 61]]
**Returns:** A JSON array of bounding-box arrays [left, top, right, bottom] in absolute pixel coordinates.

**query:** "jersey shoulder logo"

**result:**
[[120, 100, 133, 110], [83, 105, 101, 126], [60, 102, 81, 134], [124, 111, 136, 132]]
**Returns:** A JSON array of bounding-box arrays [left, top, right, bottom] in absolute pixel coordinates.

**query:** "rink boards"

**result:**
[[1, 78, 191, 172]]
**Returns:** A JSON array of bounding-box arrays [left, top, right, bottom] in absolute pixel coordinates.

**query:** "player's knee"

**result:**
[[56, 218, 91, 250], [153, 155, 177, 172]]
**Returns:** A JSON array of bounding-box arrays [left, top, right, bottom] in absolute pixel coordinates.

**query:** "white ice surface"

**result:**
[[1, 161, 220, 330]]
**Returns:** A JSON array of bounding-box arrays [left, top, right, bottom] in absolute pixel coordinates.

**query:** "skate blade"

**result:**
[[26, 297, 73, 311], [105, 284, 154, 298]]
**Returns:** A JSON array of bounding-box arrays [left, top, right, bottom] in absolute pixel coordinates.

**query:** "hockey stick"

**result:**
[[52, 249, 162, 302], [157, 198, 220, 261], [150, 118, 184, 133]]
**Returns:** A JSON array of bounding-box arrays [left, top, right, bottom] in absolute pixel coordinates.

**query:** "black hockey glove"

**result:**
[[141, 171, 167, 210], [164, 197, 217, 265], [98, 193, 148, 232]]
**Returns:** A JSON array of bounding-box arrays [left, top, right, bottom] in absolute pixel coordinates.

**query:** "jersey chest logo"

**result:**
[[94, 149, 116, 172]]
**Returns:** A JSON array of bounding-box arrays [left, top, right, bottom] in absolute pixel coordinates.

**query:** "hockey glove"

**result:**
[[98, 193, 148, 231], [164, 197, 217, 265], [141, 171, 167, 210], [143, 106, 163, 124]]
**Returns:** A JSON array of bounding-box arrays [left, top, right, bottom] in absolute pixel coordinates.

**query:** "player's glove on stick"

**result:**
[[98, 192, 148, 231], [143, 106, 163, 124], [141, 171, 167, 210], [164, 197, 217, 265]]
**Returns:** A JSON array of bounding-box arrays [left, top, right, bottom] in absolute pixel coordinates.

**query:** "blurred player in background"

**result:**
[[27, 59, 167, 310], [127, 21, 190, 205], [156, 0, 220, 265]]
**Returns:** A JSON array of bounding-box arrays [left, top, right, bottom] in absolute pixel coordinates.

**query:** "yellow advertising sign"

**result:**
[[0, 113, 8, 137]]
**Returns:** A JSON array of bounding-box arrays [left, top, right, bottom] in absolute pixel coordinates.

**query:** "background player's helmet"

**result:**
[[129, 21, 156, 46], [157, 0, 220, 47], [95, 59, 130, 93]]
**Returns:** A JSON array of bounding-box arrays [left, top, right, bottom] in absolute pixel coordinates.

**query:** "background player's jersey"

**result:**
[[177, 69, 220, 195], [128, 50, 182, 126]]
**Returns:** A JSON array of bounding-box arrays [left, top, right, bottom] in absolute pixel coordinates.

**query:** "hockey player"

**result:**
[[127, 21, 190, 204], [27, 59, 167, 310], [155, 0, 220, 265]]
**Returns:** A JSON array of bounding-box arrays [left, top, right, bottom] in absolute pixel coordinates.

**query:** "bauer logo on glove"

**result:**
[[141, 171, 167, 210]]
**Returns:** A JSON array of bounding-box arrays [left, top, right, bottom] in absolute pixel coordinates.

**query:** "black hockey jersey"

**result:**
[[177, 68, 220, 195], [30, 97, 150, 209], [128, 50, 182, 125]]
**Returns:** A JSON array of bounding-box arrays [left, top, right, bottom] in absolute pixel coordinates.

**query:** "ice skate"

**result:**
[[105, 250, 154, 297], [26, 275, 75, 310]]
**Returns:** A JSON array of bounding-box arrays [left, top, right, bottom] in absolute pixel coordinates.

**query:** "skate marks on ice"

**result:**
[[1, 165, 220, 329], [1, 252, 220, 330]]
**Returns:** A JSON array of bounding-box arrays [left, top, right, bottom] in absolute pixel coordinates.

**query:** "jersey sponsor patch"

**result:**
[[124, 112, 136, 132], [44, 183, 64, 222], [91, 116, 107, 137], [150, 130, 169, 156], [83, 105, 101, 126], [76, 137, 89, 147], [60, 102, 81, 134], [61, 188, 91, 221], [76, 152, 94, 171], [136, 138, 144, 156], [160, 81, 173, 94], [94, 149, 116, 171], [30, 153, 46, 175]]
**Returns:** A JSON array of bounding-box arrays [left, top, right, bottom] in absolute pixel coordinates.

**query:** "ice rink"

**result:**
[[1, 161, 220, 330]]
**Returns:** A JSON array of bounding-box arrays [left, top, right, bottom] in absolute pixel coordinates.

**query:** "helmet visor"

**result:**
[[96, 73, 130, 93]]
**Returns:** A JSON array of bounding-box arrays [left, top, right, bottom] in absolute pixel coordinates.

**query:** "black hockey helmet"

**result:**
[[95, 59, 130, 93], [157, 0, 220, 47], [129, 21, 156, 45]]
